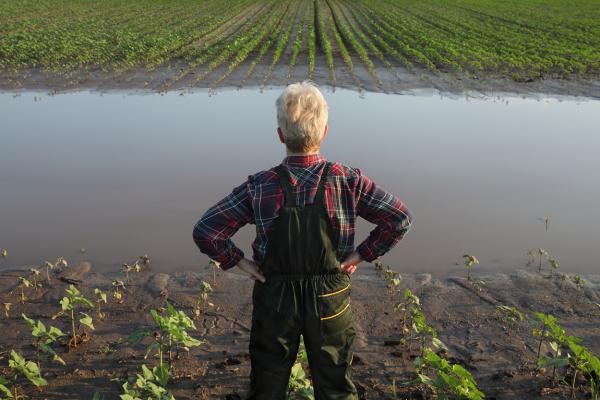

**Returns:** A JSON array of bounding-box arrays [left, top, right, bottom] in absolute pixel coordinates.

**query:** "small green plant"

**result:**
[[119, 364, 175, 400], [207, 260, 219, 286], [28, 268, 42, 291], [496, 305, 524, 334], [383, 267, 402, 294], [129, 302, 204, 371], [194, 281, 213, 318], [94, 288, 108, 320], [22, 314, 66, 365], [112, 280, 126, 303], [53, 285, 95, 347], [1, 249, 7, 258], [3, 303, 12, 319], [396, 290, 441, 356], [548, 258, 560, 277], [1, 351, 48, 399], [410, 347, 485, 400], [287, 336, 314, 399], [44, 257, 68, 282], [462, 254, 479, 281], [17, 277, 32, 304], [570, 274, 586, 291]]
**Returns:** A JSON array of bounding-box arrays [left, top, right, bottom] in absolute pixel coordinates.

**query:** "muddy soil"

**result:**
[[1, 61, 599, 99], [0, 263, 599, 399]]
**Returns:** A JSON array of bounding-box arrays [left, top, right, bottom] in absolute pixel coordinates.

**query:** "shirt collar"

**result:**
[[282, 154, 327, 167]]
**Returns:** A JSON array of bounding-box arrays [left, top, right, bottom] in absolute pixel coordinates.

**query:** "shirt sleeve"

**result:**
[[353, 169, 413, 262], [192, 179, 254, 270]]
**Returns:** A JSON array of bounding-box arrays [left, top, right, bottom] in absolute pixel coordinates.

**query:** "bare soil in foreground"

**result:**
[[1, 61, 599, 99], [0, 263, 599, 399]]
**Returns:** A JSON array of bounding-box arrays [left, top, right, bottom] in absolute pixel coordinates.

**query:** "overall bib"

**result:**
[[248, 162, 358, 400]]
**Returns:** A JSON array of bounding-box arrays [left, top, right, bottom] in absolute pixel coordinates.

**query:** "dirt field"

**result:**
[[0, 262, 599, 399]]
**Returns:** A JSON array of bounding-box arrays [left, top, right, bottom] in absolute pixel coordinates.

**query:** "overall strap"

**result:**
[[313, 162, 331, 207], [275, 164, 297, 206]]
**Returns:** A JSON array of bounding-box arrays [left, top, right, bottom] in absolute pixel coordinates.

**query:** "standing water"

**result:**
[[0, 89, 599, 276]]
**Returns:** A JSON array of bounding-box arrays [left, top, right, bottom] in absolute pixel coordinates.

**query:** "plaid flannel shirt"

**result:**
[[193, 154, 412, 270]]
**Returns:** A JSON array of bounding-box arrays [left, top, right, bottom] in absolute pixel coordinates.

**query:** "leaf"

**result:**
[[79, 313, 95, 330], [128, 327, 152, 344], [153, 364, 170, 387]]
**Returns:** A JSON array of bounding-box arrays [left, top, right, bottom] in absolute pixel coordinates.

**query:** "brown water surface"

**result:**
[[1, 89, 599, 276]]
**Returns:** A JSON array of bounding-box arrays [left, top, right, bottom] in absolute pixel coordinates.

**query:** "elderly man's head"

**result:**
[[276, 81, 329, 154]]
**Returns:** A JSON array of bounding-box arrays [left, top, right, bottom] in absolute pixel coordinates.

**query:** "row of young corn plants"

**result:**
[[314, 0, 335, 85], [325, 0, 381, 87], [287, 0, 310, 82], [261, 0, 305, 87], [238, 0, 303, 88], [158, 0, 279, 90], [200, 0, 292, 89]]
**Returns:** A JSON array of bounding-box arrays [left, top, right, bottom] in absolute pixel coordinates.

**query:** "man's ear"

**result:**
[[277, 127, 285, 144], [322, 124, 329, 140]]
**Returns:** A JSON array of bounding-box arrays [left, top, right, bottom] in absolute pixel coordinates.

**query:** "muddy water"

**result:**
[[1, 89, 599, 276]]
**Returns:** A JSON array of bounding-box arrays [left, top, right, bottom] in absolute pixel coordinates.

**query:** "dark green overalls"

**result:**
[[248, 161, 357, 400]]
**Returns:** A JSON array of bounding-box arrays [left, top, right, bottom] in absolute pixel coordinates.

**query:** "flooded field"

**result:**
[[1, 88, 599, 277]]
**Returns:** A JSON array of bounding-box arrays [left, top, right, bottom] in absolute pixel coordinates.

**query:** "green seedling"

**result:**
[[566, 338, 600, 399], [195, 281, 214, 318], [3, 303, 12, 319], [43, 257, 67, 283], [287, 336, 314, 399], [2, 350, 48, 399], [17, 277, 32, 304], [496, 305, 524, 334], [28, 268, 42, 291], [383, 267, 402, 294], [112, 280, 126, 303], [533, 248, 549, 273], [119, 364, 175, 400], [53, 285, 95, 347], [121, 263, 133, 283], [548, 258, 560, 277], [207, 260, 219, 286], [570, 275, 586, 291], [462, 254, 479, 281], [397, 289, 441, 356], [408, 347, 485, 400], [139, 254, 151, 266], [22, 314, 66, 365], [531, 312, 570, 383], [1, 249, 7, 258], [94, 288, 108, 320], [129, 302, 204, 371]]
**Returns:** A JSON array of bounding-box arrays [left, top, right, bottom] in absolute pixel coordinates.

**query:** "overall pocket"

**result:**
[[317, 277, 353, 336]]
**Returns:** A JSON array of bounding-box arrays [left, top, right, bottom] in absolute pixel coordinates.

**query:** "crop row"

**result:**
[[0, 0, 598, 88]]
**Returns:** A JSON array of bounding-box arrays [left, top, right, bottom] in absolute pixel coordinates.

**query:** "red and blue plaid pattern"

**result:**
[[193, 154, 412, 270]]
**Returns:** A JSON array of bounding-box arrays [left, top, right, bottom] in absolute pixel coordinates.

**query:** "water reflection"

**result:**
[[0, 89, 599, 276]]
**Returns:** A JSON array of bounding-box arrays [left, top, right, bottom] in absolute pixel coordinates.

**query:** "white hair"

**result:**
[[276, 81, 329, 153]]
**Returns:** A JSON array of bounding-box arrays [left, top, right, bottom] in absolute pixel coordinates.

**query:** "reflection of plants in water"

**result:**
[[496, 305, 524, 334], [462, 254, 479, 281], [287, 336, 314, 399]]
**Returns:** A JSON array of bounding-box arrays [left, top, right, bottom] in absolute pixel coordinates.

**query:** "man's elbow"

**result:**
[[192, 220, 210, 253]]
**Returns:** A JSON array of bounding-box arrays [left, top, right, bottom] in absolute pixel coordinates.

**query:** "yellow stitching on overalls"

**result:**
[[320, 302, 350, 321], [318, 283, 350, 298]]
